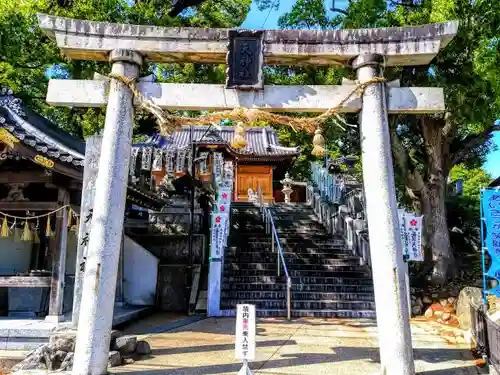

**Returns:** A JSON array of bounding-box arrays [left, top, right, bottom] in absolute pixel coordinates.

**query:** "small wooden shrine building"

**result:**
[[132, 125, 300, 202], [0, 89, 165, 319]]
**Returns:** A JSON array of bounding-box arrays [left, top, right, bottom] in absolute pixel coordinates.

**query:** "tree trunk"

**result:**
[[419, 179, 453, 285], [390, 116, 455, 285], [420, 117, 454, 285]]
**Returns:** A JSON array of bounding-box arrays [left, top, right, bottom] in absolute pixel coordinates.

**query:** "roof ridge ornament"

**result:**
[[0, 88, 26, 117]]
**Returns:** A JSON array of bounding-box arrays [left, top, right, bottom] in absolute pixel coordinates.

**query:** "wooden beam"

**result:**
[[0, 202, 58, 211], [0, 171, 52, 184], [47, 81, 446, 114], [11, 143, 82, 181], [48, 188, 69, 319], [0, 276, 51, 288]]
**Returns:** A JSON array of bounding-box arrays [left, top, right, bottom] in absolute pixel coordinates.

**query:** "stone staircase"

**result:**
[[221, 202, 376, 318]]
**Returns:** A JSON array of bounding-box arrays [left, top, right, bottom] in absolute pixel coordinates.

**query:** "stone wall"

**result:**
[[156, 265, 189, 312]]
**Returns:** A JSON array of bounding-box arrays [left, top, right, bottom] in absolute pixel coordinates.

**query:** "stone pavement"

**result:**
[[108, 317, 480, 375]]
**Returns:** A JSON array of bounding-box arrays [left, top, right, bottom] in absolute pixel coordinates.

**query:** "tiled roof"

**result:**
[[0, 90, 165, 210], [0, 90, 85, 167], [135, 126, 300, 157]]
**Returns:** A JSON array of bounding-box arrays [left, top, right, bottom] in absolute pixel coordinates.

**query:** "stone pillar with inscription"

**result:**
[[73, 50, 142, 375], [72, 136, 101, 327]]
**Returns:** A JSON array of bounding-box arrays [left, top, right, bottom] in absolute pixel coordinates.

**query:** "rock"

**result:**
[[59, 352, 74, 371], [136, 340, 152, 355], [444, 304, 455, 314], [110, 330, 123, 351], [11, 345, 50, 372], [442, 312, 452, 321], [48, 331, 76, 353], [411, 294, 416, 301], [440, 299, 448, 307], [108, 351, 122, 368], [49, 350, 67, 371], [424, 307, 434, 319], [425, 303, 445, 320], [115, 335, 137, 355], [430, 303, 444, 312], [456, 287, 484, 330], [123, 357, 135, 365], [416, 297, 424, 307], [412, 305, 422, 316], [423, 296, 432, 304]]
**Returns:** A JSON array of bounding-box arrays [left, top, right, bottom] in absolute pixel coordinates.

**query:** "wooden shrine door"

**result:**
[[236, 165, 273, 202]]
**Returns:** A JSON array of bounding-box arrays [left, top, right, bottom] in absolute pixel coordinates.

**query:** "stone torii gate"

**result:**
[[37, 14, 457, 375]]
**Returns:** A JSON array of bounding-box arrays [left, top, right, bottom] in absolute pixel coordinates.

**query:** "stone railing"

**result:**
[[307, 164, 371, 267]]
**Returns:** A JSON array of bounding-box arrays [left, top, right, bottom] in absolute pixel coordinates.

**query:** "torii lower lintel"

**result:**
[[47, 80, 446, 114]]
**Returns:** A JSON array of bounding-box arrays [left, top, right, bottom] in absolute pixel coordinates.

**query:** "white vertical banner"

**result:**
[[235, 304, 256, 362], [210, 213, 228, 259], [398, 209, 410, 260], [217, 187, 232, 214], [405, 214, 424, 261]]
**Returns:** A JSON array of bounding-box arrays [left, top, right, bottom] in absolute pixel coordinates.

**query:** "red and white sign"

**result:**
[[235, 304, 256, 361], [404, 214, 423, 262]]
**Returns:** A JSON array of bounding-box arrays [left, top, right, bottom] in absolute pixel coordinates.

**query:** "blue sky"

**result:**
[[485, 133, 500, 177], [241, 1, 500, 178]]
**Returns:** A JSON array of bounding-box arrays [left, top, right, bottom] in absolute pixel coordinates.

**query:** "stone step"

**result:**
[[224, 275, 373, 285], [233, 240, 346, 248], [219, 308, 376, 319], [226, 247, 349, 256], [220, 299, 376, 311], [221, 282, 374, 293], [224, 262, 362, 271], [221, 290, 374, 301], [224, 255, 358, 265], [223, 269, 369, 278], [225, 249, 356, 259]]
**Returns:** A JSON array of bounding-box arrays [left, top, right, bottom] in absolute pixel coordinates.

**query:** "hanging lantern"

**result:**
[[231, 121, 247, 149], [21, 220, 32, 242], [46, 215, 53, 237], [0, 217, 8, 238], [311, 128, 326, 157]]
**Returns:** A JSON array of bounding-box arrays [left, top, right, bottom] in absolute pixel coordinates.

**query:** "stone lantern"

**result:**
[[280, 172, 294, 203]]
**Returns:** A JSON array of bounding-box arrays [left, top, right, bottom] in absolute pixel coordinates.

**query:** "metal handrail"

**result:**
[[257, 187, 292, 320]]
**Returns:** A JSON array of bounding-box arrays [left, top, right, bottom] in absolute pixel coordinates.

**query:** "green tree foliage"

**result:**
[[0, 0, 251, 137]]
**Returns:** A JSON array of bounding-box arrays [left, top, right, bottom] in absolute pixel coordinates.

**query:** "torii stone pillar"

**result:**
[[353, 54, 414, 374], [72, 49, 142, 375]]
